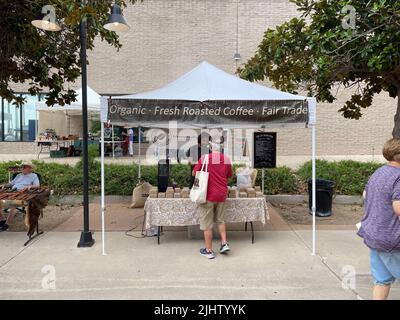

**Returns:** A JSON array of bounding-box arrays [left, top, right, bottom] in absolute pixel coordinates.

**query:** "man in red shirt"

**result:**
[[193, 138, 233, 259]]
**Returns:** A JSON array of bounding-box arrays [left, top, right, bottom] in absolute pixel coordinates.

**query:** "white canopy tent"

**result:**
[[36, 86, 101, 114], [100, 61, 317, 255], [36, 86, 101, 138], [108, 63, 306, 101]]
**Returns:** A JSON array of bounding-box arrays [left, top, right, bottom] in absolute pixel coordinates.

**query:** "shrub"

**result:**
[[170, 164, 192, 187], [35, 161, 89, 194], [297, 160, 382, 195], [255, 167, 300, 195], [104, 163, 138, 195], [140, 165, 157, 186], [0, 159, 383, 196], [0, 161, 22, 183], [297, 159, 338, 183], [232, 165, 300, 195], [334, 161, 382, 195]]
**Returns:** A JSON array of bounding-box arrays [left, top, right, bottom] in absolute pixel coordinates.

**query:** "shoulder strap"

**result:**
[[200, 154, 209, 172]]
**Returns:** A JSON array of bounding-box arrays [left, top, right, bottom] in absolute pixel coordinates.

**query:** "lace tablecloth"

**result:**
[[144, 198, 270, 230]]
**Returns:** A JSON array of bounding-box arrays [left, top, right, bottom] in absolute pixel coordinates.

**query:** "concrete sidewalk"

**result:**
[[1, 228, 398, 300]]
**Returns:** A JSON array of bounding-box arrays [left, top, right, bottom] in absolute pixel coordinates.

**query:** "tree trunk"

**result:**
[[393, 89, 400, 138]]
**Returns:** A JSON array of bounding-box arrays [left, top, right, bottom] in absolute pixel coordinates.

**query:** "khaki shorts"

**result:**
[[199, 201, 226, 231]]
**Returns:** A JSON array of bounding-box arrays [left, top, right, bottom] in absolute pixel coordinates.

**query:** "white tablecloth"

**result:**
[[144, 198, 269, 230]]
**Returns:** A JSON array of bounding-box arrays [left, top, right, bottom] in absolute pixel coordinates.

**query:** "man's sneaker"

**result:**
[[0, 224, 9, 232], [220, 243, 231, 254], [200, 248, 215, 259], [0, 220, 5, 228]]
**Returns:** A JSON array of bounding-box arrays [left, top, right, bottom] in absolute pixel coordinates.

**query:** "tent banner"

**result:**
[[107, 99, 308, 126]]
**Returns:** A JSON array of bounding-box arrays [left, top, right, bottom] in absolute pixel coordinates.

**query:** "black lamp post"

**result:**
[[32, 3, 130, 248], [77, 17, 94, 247]]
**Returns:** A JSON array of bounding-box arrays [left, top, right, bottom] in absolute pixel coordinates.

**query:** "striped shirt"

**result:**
[[358, 165, 400, 251]]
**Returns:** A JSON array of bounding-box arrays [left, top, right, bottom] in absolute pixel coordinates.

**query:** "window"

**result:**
[[0, 94, 40, 141], [3, 100, 20, 141], [21, 94, 38, 141]]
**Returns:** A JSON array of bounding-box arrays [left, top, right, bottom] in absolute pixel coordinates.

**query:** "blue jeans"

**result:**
[[370, 249, 400, 285]]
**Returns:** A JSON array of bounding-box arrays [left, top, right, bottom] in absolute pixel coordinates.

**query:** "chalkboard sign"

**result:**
[[253, 132, 277, 168]]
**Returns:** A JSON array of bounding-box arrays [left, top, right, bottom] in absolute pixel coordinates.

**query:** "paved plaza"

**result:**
[[1, 204, 398, 300]]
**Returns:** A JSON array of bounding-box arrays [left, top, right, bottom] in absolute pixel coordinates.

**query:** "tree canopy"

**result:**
[[238, 0, 400, 137], [0, 0, 139, 107]]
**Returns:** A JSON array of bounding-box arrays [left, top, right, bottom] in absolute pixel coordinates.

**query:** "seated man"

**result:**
[[0, 163, 40, 232]]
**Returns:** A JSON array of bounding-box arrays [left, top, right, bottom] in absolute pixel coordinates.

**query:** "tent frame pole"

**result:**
[[138, 126, 141, 181], [67, 111, 70, 136], [112, 124, 115, 159], [311, 124, 316, 256], [262, 169, 265, 194], [35, 110, 38, 142], [101, 122, 106, 255]]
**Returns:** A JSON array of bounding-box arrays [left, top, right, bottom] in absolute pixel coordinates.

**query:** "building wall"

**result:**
[[8, 0, 396, 159]]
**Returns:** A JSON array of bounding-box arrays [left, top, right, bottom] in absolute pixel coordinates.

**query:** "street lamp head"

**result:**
[[234, 53, 241, 61], [104, 4, 130, 32], [31, 10, 61, 32]]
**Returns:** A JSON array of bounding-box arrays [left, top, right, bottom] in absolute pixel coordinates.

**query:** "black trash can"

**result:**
[[308, 179, 335, 217]]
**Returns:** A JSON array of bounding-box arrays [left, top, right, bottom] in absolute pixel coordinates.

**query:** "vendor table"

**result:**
[[0, 187, 51, 245], [36, 140, 73, 158], [144, 197, 269, 244], [101, 140, 124, 157]]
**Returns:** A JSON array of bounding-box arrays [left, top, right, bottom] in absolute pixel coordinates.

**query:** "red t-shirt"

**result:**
[[193, 152, 233, 202]]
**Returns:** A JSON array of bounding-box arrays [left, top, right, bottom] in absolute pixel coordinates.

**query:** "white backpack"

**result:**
[[190, 155, 209, 204]]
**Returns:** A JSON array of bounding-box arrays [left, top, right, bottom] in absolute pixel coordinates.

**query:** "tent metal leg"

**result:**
[[311, 125, 316, 255], [244, 222, 254, 243], [250, 221, 254, 244], [138, 126, 141, 181], [112, 124, 115, 159], [262, 169, 265, 194], [141, 211, 147, 236], [101, 122, 106, 255]]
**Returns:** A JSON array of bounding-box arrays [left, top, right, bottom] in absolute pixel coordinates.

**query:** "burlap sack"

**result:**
[[130, 182, 153, 208]]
